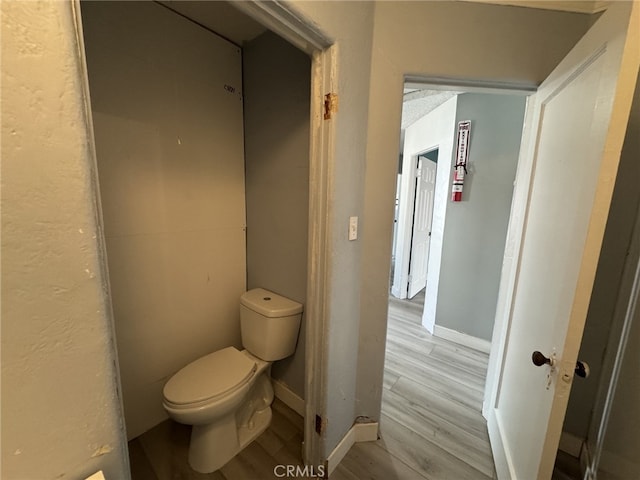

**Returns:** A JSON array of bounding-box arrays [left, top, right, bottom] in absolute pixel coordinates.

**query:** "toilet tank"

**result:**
[[240, 288, 303, 361]]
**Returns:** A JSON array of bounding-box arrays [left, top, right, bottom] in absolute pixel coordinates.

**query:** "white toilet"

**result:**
[[162, 288, 303, 473]]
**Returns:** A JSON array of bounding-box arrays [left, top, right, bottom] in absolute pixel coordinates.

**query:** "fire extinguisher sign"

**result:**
[[452, 120, 471, 202]]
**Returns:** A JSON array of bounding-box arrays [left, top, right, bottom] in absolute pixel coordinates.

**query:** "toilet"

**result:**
[[162, 288, 303, 473]]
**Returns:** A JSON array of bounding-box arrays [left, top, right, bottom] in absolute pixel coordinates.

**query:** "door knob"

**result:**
[[575, 360, 590, 378], [532, 351, 556, 367]]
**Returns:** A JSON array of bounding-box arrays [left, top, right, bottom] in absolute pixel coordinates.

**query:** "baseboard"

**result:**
[[487, 410, 515, 480], [272, 379, 305, 418], [558, 431, 583, 458], [326, 421, 379, 475], [433, 325, 491, 353], [580, 440, 592, 480], [354, 421, 379, 442]]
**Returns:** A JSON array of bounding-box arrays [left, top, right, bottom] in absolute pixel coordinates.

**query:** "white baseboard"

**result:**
[[326, 421, 379, 475], [272, 379, 305, 418], [433, 325, 491, 353], [272, 380, 380, 475], [559, 431, 583, 458], [488, 410, 516, 480]]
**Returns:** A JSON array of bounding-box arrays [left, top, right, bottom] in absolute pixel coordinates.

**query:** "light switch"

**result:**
[[349, 216, 358, 241]]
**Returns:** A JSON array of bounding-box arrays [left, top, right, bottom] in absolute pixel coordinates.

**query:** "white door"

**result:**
[[486, 3, 639, 479], [408, 156, 437, 298]]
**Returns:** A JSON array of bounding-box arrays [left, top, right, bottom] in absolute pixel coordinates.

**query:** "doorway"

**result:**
[[383, 85, 528, 478], [78, 0, 324, 474], [406, 150, 438, 300]]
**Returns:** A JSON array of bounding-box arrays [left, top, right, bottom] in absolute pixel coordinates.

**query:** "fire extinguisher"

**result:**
[[452, 120, 471, 202]]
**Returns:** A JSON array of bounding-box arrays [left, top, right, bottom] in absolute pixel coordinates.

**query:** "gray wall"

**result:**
[[82, 1, 247, 439], [436, 93, 526, 341], [1, 1, 128, 478], [562, 70, 640, 441], [290, 1, 376, 454], [357, 0, 593, 420], [243, 31, 311, 399]]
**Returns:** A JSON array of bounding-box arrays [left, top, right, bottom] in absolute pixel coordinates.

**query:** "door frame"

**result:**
[[408, 151, 438, 299], [394, 82, 533, 336], [72, 0, 336, 468], [393, 148, 438, 300], [154, 0, 338, 467]]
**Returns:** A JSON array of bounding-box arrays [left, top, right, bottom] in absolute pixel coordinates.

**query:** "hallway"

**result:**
[[332, 293, 496, 479]]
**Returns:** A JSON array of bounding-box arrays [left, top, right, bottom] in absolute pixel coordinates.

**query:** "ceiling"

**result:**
[[402, 89, 461, 130], [461, 0, 610, 14], [158, 1, 267, 45], [158, 1, 608, 47]]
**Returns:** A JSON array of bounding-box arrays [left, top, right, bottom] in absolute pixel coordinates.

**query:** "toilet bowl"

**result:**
[[162, 288, 302, 473]]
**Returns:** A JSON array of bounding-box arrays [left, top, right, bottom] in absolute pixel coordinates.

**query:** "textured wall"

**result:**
[[1, 1, 128, 478]]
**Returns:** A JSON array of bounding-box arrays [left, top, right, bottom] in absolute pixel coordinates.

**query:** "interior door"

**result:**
[[408, 156, 437, 298], [486, 3, 639, 479]]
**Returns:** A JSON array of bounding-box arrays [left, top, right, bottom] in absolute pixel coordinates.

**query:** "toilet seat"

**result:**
[[163, 347, 256, 407]]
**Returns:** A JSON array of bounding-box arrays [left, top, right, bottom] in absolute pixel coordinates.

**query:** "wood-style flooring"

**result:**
[[128, 398, 307, 480], [129, 291, 497, 479], [330, 291, 497, 480]]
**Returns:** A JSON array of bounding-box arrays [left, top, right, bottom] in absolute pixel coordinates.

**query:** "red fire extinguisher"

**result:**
[[452, 120, 471, 202]]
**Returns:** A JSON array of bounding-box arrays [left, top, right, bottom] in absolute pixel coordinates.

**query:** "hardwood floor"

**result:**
[[331, 291, 496, 480], [129, 398, 307, 480], [130, 290, 497, 479]]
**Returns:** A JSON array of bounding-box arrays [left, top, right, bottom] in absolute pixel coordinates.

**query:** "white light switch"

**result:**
[[349, 216, 358, 241]]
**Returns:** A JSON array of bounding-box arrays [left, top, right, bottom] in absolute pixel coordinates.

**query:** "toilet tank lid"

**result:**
[[241, 288, 303, 317], [163, 347, 256, 406]]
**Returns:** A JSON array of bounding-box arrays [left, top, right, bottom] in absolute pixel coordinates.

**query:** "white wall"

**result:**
[[82, 1, 247, 439], [243, 31, 311, 399], [436, 93, 526, 341], [357, 0, 593, 420], [396, 96, 458, 332], [1, 1, 128, 478]]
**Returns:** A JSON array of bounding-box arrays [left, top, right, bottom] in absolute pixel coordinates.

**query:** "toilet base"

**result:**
[[239, 406, 272, 450], [188, 406, 272, 473]]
